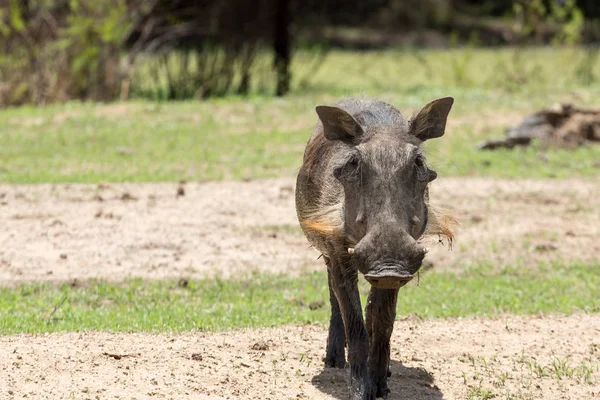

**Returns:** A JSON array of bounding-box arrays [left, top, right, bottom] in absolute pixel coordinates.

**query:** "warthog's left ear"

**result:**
[[316, 106, 364, 142], [410, 97, 454, 141]]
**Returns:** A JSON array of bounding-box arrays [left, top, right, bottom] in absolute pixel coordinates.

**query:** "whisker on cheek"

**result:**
[[300, 214, 344, 236], [422, 205, 458, 245], [301, 219, 339, 235], [298, 202, 344, 237]]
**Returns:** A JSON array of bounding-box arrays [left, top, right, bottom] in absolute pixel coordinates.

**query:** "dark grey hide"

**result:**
[[295, 97, 453, 399]]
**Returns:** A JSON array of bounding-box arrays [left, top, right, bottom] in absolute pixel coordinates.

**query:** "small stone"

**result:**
[[251, 341, 272, 351]]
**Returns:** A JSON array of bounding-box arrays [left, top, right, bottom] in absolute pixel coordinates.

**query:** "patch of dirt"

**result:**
[[0, 177, 598, 284], [2, 314, 598, 399], [0, 179, 310, 284], [423, 177, 600, 273]]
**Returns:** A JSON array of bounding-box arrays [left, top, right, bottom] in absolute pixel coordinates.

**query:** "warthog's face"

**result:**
[[317, 98, 453, 289]]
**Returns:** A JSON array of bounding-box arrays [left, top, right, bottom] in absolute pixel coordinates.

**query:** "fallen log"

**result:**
[[478, 103, 600, 150]]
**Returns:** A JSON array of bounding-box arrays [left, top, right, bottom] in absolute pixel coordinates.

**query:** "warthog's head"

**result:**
[[316, 98, 454, 289]]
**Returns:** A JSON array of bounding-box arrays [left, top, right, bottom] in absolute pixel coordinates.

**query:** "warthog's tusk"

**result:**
[[347, 247, 355, 254], [423, 247, 430, 254]]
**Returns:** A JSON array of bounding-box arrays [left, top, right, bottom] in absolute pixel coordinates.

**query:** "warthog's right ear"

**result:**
[[316, 106, 364, 142], [410, 97, 454, 141]]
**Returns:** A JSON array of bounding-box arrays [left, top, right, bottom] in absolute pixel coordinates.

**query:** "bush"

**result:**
[[0, 0, 152, 106]]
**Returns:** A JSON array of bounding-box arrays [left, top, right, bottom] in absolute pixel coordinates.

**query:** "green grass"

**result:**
[[424, 127, 600, 179], [0, 100, 310, 182], [1, 47, 600, 183], [1, 261, 598, 334]]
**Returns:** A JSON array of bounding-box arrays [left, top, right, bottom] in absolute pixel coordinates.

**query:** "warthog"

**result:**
[[295, 97, 455, 399]]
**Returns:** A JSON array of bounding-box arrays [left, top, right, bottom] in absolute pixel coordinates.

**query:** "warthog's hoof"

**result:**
[[364, 266, 413, 289], [323, 355, 346, 369]]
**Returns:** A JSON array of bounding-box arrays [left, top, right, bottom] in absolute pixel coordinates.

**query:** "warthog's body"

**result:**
[[295, 97, 454, 399]]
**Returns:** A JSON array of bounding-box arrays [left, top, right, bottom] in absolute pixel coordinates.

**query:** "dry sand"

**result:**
[[0, 177, 598, 284], [2, 314, 599, 399]]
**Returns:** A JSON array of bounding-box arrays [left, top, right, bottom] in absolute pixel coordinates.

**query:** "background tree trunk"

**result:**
[[274, 0, 291, 96]]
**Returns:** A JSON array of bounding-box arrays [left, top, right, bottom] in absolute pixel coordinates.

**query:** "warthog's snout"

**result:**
[[351, 229, 427, 289], [364, 263, 414, 289]]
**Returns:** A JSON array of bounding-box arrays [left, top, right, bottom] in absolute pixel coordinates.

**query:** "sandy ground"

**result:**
[[1, 177, 599, 399], [2, 314, 599, 399], [0, 177, 598, 285]]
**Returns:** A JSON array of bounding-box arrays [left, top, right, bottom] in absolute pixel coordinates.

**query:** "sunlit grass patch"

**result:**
[[1, 47, 599, 183], [1, 261, 598, 334]]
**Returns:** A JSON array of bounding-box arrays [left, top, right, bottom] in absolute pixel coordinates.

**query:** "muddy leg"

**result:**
[[329, 261, 375, 400], [324, 258, 346, 368], [365, 288, 399, 399]]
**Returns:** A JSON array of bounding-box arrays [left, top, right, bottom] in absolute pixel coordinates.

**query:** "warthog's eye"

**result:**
[[415, 154, 425, 168], [415, 154, 429, 182], [334, 154, 361, 181]]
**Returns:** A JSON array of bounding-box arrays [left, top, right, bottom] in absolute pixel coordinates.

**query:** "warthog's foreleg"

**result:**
[[325, 258, 347, 368], [365, 288, 399, 399], [328, 259, 376, 399]]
